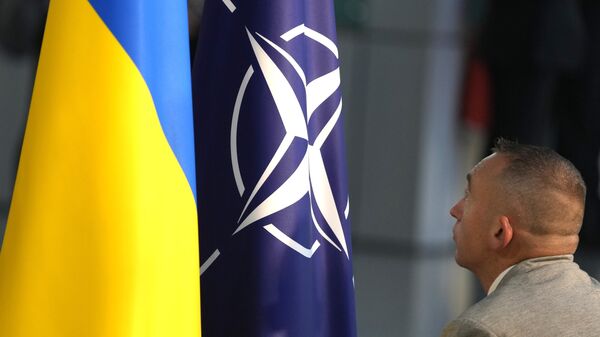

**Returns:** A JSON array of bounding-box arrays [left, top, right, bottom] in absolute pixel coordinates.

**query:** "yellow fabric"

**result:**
[[0, 0, 200, 336]]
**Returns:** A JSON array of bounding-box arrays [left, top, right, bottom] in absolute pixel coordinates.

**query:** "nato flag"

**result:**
[[193, 1, 357, 336]]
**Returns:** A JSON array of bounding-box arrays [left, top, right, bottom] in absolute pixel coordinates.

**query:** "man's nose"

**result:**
[[449, 199, 463, 219]]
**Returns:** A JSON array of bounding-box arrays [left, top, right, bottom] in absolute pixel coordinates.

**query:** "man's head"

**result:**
[[450, 139, 586, 281]]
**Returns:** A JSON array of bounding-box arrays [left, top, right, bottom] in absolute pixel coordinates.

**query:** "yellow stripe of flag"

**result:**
[[0, 0, 200, 336]]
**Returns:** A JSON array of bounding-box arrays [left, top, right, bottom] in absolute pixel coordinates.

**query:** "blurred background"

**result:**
[[1, 0, 599, 336]]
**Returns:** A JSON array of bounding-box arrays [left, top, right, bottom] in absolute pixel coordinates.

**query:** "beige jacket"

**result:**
[[441, 255, 600, 337]]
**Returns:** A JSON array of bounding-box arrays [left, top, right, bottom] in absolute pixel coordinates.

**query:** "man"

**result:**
[[441, 139, 600, 337]]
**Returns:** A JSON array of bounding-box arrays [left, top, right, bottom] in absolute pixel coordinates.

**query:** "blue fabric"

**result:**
[[88, 0, 196, 199], [193, 1, 357, 336]]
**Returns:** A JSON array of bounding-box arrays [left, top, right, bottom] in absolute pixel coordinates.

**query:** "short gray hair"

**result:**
[[492, 138, 586, 235]]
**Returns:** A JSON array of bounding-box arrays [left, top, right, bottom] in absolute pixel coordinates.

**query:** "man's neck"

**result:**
[[476, 260, 517, 294]]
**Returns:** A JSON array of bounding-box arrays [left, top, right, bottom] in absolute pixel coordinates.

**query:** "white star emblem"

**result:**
[[229, 24, 350, 259]]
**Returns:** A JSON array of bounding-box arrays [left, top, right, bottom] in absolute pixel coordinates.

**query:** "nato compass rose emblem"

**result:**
[[226, 24, 351, 260]]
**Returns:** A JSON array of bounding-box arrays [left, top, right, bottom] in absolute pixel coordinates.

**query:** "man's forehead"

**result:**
[[468, 153, 508, 182]]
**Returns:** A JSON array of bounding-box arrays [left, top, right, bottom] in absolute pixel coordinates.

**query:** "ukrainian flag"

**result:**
[[0, 0, 200, 336]]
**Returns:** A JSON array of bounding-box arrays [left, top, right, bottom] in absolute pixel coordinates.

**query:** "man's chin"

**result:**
[[454, 253, 468, 268]]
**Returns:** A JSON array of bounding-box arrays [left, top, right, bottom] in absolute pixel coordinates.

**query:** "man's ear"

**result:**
[[492, 215, 514, 249]]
